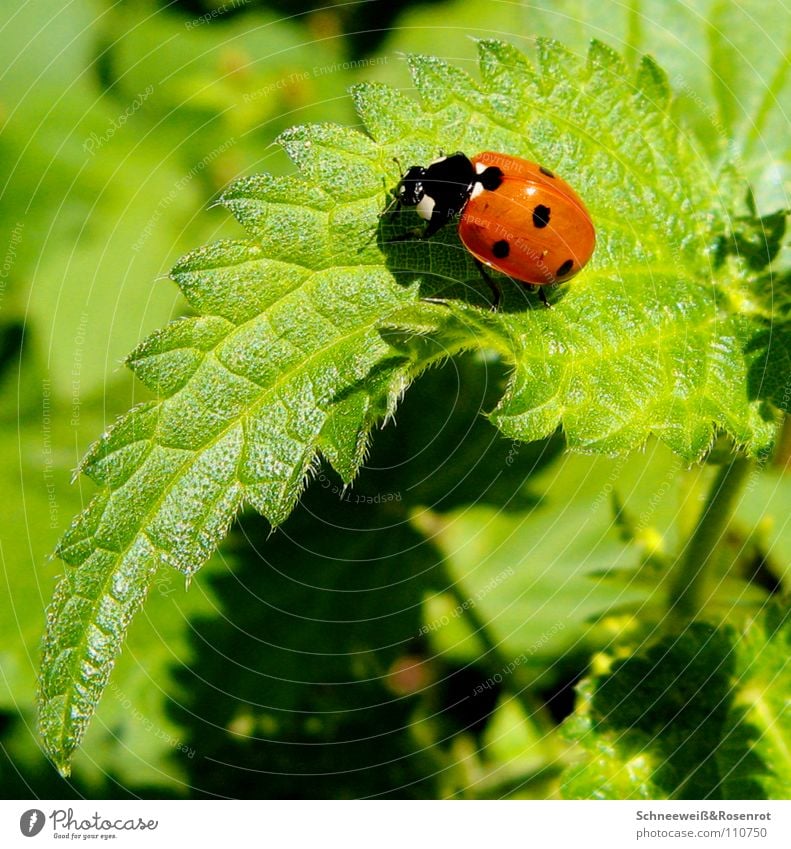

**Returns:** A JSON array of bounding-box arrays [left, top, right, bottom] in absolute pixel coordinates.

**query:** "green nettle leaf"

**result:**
[[560, 611, 791, 800], [38, 39, 788, 773]]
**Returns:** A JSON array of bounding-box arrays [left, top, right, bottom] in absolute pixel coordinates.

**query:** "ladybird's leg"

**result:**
[[380, 159, 408, 220], [421, 208, 454, 240], [472, 258, 502, 310], [378, 194, 401, 220], [383, 202, 425, 244], [385, 227, 424, 244], [522, 283, 552, 308], [385, 208, 449, 243]]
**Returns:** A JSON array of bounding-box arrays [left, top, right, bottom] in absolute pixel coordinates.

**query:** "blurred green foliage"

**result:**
[[1, 0, 789, 798]]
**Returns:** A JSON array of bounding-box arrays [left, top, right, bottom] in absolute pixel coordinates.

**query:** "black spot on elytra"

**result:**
[[533, 204, 551, 229], [539, 165, 555, 178], [492, 240, 510, 259], [556, 259, 574, 277], [479, 166, 504, 191]]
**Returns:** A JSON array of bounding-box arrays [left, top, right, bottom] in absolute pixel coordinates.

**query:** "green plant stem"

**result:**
[[771, 413, 791, 470], [667, 456, 753, 622], [438, 561, 559, 741]]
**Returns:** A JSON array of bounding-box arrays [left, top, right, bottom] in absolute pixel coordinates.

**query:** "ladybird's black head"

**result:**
[[397, 165, 426, 206], [394, 153, 480, 237]]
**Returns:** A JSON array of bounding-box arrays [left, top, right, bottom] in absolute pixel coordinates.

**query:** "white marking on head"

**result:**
[[474, 161, 488, 174], [470, 182, 485, 200], [416, 195, 436, 221]]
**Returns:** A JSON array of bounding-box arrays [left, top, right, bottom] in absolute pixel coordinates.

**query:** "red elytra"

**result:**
[[396, 151, 596, 301], [459, 152, 595, 286]]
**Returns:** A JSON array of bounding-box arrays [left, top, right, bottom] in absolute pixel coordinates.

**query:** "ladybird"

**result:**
[[396, 151, 595, 306]]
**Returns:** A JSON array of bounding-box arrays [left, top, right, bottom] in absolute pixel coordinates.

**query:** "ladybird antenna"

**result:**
[[379, 193, 400, 219], [379, 161, 405, 220]]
